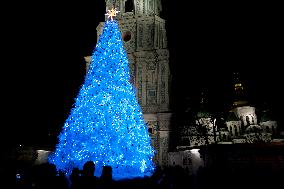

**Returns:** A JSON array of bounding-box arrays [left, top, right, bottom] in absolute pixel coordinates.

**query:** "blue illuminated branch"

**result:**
[[48, 20, 156, 180]]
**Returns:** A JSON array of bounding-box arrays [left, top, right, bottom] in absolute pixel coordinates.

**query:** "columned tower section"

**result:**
[[85, 0, 172, 167], [232, 72, 247, 107]]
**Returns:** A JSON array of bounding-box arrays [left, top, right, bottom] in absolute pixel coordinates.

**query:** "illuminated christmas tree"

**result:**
[[48, 8, 156, 180]]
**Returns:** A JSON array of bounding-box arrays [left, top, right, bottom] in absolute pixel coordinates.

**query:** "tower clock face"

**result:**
[[123, 30, 132, 42]]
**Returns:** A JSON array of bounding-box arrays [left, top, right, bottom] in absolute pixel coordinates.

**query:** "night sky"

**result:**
[[1, 1, 283, 146]]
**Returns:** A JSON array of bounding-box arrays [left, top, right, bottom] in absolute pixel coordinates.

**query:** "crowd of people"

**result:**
[[2, 161, 192, 189], [1, 160, 282, 189]]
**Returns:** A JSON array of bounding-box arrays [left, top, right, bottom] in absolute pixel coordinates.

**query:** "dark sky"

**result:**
[[1, 1, 283, 146]]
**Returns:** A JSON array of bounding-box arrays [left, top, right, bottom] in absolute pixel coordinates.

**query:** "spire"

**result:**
[[197, 88, 210, 118], [200, 88, 208, 107], [233, 72, 244, 96], [232, 72, 248, 107]]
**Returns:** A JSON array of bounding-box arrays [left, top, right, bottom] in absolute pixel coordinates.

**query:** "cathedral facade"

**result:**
[[177, 72, 279, 150], [172, 72, 283, 173]]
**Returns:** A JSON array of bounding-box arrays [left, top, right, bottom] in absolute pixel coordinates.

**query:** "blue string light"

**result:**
[[48, 20, 156, 180]]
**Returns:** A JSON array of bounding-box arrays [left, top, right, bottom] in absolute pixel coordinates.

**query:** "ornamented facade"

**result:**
[[177, 72, 279, 151], [172, 72, 283, 174]]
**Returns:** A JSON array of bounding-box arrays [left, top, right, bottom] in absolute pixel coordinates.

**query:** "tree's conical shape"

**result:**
[[48, 20, 156, 180]]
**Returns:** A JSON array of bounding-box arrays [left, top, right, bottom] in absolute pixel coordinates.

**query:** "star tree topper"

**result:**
[[105, 8, 120, 21]]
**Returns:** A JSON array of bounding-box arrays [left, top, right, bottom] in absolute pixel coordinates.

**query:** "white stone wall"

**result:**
[[226, 120, 241, 136], [119, 16, 137, 53], [196, 117, 215, 134], [219, 130, 230, 141], [158, 130, 171, 166], [144, 113, 159, 164], [260, 121, 277, 133], [97, 14, 167, 52], [235, 106, 257, 126], [34, 150, 52, 165], [143, 113, 172, 166], [168, 150, 204, 175], [168, 151, 184, 167], [156, 113, 172, 165], [134, 50, 170, 113], [105, 0, 162, 16]]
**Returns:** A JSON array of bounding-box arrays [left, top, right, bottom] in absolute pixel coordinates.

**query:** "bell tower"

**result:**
[[85, 0, 172, 167], [232, 72, 248, 107]]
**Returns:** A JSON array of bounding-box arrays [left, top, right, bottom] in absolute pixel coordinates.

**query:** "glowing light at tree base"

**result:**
[[48, 19, 156, 180]]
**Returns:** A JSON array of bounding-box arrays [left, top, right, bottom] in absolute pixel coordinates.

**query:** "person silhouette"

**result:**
[[79, 161, 98, 189], [70, 167, 80, 189], [100, 166, 113, 189]]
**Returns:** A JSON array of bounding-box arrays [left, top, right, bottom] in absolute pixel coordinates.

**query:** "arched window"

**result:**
[[266, 126, 270, 133], [125, 0, 134, 12], [123, 31, 132, 42], [272, 126, 275, 135], [246, 116, 250, 126], [229, 126, 232, 135], [240, 116, 244, 126], [234, 125, 238, 136]]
